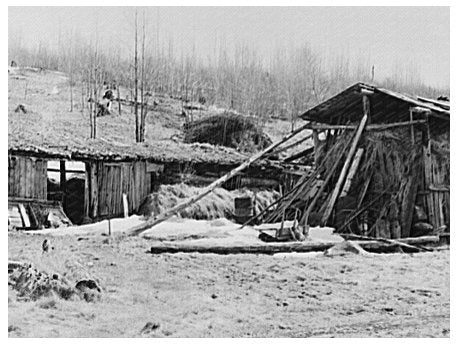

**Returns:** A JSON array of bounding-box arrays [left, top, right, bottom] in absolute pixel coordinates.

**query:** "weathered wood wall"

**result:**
[[85, 160, 151, 219], [8, 155, 47, 200], [424, 150, 449, 231]]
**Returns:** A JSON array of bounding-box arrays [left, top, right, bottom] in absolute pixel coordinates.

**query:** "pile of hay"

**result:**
[[183, 112, 272, 152], [137, 183, 279, 220]]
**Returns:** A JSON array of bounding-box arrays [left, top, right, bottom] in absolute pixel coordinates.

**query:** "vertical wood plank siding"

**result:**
[[86, 160, 149, 220], [8, 155, 47, 200]]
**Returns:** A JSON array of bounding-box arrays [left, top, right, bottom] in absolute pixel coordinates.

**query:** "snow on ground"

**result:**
[[31, 216, 343, 247]]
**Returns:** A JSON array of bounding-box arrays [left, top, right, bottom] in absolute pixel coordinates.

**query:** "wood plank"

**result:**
[[123, 193, 129, 218], [32, 158, 37, 199], [43, 159, 48, 200], [18, 203, 31, 227], [8, 157, 14, 197], [17, 157, 23, 198], [84, 162, 90, 218], [116, 165, 122, 215]]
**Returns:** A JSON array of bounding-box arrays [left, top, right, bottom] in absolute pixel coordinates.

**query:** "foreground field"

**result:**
[[8, 230, 449, 338]]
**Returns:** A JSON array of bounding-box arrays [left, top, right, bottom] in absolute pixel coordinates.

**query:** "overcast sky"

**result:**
[[8, 6, 449, 87]]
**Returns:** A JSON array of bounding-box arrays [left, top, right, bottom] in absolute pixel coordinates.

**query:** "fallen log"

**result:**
[[127, 120, 314, 236], [149, 236, 441, 255]]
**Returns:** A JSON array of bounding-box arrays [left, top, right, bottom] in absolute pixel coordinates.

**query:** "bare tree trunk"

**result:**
[[140, 11, 146, 142], [134, 10, 139, 142], [89, 70, 94, 138], [70, 69, 74, 112], [81, 82, 85, 114], [117, 82, 121, 116]]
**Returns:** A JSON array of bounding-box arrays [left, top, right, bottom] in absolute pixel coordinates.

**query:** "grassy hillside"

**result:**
[[8, 67, 312, 163]]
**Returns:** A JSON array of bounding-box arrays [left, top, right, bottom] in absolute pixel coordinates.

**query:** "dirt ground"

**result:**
[[8, 228, 449, 338]]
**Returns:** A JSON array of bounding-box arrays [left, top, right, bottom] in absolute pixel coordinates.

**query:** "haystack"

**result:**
[[137, 183, 279, 220], [183, 112, 272, 152]]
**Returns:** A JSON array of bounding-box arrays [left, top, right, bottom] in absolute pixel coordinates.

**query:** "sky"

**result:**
[[8, 6, 450, 88]]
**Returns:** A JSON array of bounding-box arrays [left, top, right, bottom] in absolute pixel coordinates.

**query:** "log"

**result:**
[[340, 148, 364, 197], [127, 120, 313, 236], [148, 236, 440, 255], [321, 100, 369, 226]]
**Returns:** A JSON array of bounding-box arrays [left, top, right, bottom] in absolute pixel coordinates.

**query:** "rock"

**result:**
[[413, 205, 428, 222], [75, 279, 101, 302], [411, 222, 434, 237], [140, 322, 160, 335], [324, 240, 368, 257], [14, 104, 27, 114]]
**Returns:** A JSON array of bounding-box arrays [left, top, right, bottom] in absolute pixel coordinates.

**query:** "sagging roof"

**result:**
[[7, 135, 249, 165], [301, 83, 450, 125]]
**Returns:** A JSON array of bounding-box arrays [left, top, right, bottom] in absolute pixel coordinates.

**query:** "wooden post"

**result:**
[[127, 120, 313, 235], [321, 95, 369, 226], [84, 162, 90, 219], [89, 162, 99, 219], [423, 116, 436, 229], [60, 160, 66, 187], [409, 108, 415, 145], [123, 193, 129, 218], [108, 218, 112, 236]]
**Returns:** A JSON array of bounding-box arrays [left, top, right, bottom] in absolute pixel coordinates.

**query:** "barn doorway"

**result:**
[[47, 160, 86, 225]]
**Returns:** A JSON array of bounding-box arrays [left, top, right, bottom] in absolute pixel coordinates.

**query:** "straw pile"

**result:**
[[137, 183, 279, 220], [183, 112, 272, 152]]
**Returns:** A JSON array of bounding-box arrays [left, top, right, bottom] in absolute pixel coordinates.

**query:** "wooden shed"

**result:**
[[266, 83, 449, 239], [8, 134, 285, 226]]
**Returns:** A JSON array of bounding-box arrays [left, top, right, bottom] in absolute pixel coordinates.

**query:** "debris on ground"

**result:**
[[324, 241, 369, 257], [8, 261, 101, 302]]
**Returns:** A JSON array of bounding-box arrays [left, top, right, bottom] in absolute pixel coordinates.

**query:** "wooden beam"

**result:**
[[307, 120, 426, 131], [321, 97, 369, 226], [283, 146, 314, 163], [416, 96, 450, 110], [127, 120, 313, 236], [47, 168, 85, 174], [269, 131, 314, 155]]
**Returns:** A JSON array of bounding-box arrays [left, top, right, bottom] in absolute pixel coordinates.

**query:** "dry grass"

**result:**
[[8, 67, 304, 163]]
